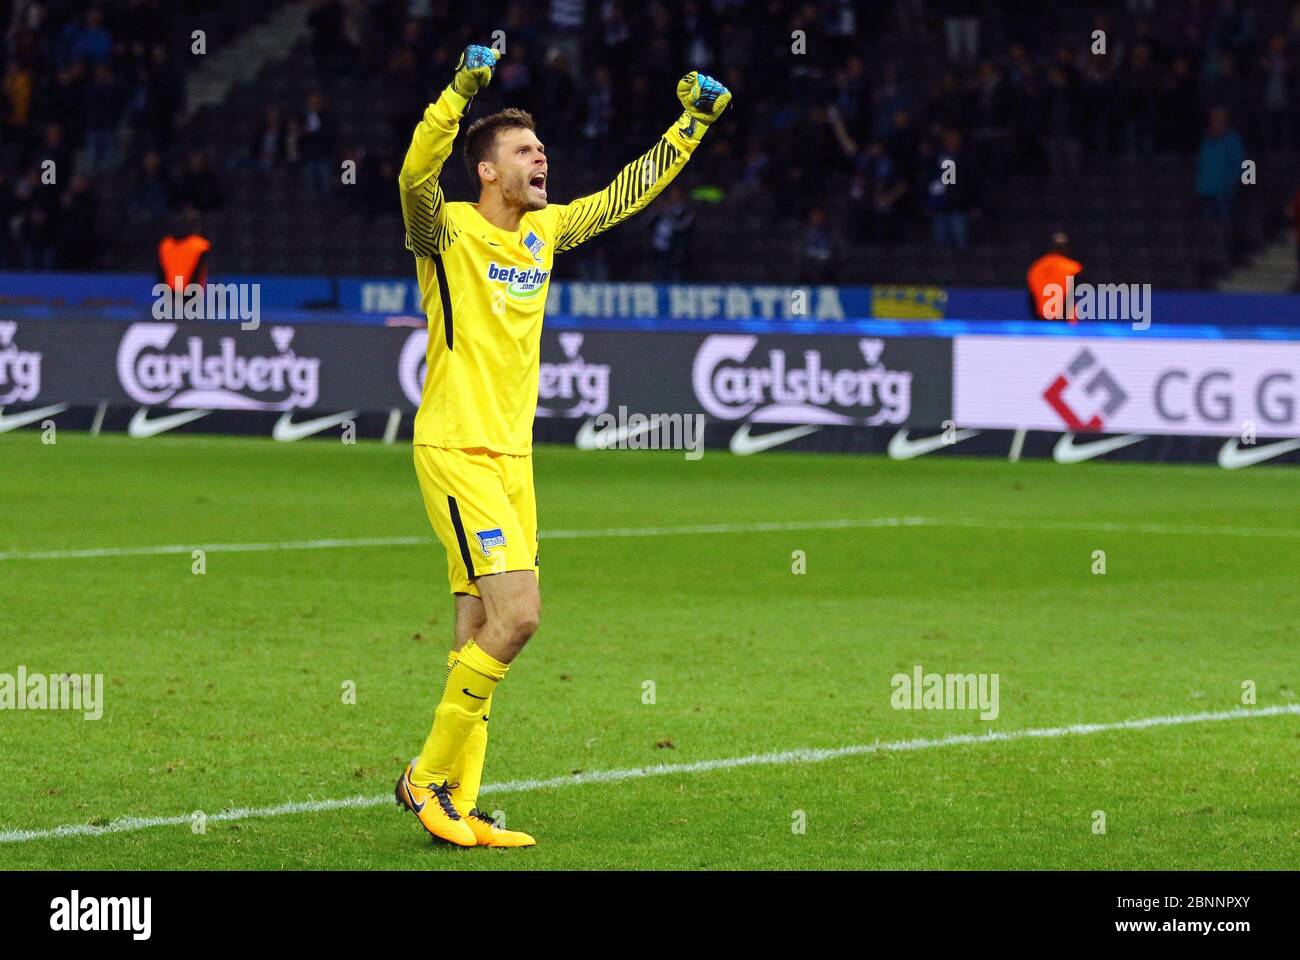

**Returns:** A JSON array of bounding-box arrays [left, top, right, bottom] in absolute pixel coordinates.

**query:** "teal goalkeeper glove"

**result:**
[[451, 44, 500, 98], [676, 71, 731, 131]]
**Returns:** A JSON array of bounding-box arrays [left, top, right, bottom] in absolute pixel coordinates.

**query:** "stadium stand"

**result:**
[[3, 0, 1299, 289]]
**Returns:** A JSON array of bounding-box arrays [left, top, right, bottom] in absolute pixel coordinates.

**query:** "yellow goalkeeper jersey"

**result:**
[[398, 86, 706, 455]]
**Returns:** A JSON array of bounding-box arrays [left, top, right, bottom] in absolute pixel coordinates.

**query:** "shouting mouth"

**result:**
[[529, 171, 547, 198]]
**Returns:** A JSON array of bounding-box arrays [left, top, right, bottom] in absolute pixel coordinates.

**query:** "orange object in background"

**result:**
[[157, 232, 211, 290], [1027, 231, 1083, 323]]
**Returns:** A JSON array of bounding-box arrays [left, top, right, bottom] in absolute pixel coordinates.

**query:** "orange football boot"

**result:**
[[394, 759, 475, 847], [464, 808, 537, 848]]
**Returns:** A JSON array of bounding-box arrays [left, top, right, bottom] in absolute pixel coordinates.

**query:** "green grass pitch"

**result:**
[[1, 431, 1297, 870]]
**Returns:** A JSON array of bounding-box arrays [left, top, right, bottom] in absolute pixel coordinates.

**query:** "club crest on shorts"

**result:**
[[475, 527, 507, 558]]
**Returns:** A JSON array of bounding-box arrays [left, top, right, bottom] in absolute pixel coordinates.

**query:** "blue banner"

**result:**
[[3, 272, 1297, 328]]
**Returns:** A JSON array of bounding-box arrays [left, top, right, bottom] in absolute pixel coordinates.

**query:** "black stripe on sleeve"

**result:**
[[431, 252, 454, 350], [447, 496, 476, 579]]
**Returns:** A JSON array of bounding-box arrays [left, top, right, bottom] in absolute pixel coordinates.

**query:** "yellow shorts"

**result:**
[[414, 444, 538, 596]]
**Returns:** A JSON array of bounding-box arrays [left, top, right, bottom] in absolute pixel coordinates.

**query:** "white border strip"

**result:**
[[3, 704, 1295, 844], [3, 516, 1298, 562]]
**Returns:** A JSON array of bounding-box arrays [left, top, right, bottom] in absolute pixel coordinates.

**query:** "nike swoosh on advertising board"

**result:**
[[272, 410, 359, 443], [728, 422, 821, 456], [887, 427, 981, 460], [1052, 432, 1146, 464], [1217, 436, 1300, 470], [0, 403, 70, 434], [127, 407, 212, 439], [574, 416, 661, 451]]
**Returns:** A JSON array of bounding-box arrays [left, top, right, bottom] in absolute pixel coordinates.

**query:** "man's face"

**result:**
[[484, 126, 548, 211]]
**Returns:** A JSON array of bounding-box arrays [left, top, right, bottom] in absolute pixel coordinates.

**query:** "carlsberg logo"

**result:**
[[487, 262, 550, 299], [0, 321, 41, 403], [117, 322, 319, 410], [692, 334, 912, 425], [536, 331, 609, 418]]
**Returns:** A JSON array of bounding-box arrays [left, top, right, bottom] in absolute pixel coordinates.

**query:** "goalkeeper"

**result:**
[[393, 44, 730, 848]]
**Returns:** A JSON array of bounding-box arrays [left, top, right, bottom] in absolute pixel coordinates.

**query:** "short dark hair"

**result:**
[[463, 108, 536, 183]]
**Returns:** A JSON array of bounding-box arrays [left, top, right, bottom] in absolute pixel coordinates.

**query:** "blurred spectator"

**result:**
[[83, 64, 121, 173], [927, 130, 977, 249], [1043, 66, 1082, 181], [537, 48, 579, 131], [1027, 231, 1083, 322], [37, 124, 72, 181], [301, 93, 333, 197], [2, 62, 34, 138], [649, 184, 694, 282], [250, 106, 289, 172], [940, 0, 981, 63], [1009, 61, 1046, 178], [871, 63, 913, 140], [886, 109, 920, 188], [827, 107, 907, 244], [617, 74, 657, 156], [861, 140, 909, 245], [1204, 52, 1248, 123], [284, 114, 303, 167], [342, 145, 391, 219], [123, 47, 184, 156], [131, 150, 171, 218], [59, 174, 98, 268], [158, 209, 211, 290], [548, 0, 586, 68], [1196, 108, 1245, 221], [59, 9, 113, 69], [580, 65, 613, 150], [309, 0, 351, 84], [927, 69, 969, 134], [1260, 34, 1294, 153], [1120, 43, 1160, 158], [1158, 56, 1201, 155], [1079, 48, 1117, 159], [836, 56, 869, 130], [738, 137, 770, 190], [17, 177, 58, 271], [970, 62, 1013, 171], [600, 0, 635, 90], [173, 150, 223, 213], [799, 207, 840, 284], [498, 41, 534, 112]]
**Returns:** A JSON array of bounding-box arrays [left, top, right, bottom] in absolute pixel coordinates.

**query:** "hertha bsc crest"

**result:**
[[475, 528, 507, 557]]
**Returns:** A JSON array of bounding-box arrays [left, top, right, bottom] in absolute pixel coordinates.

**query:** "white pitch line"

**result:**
[[0, 536, 432, 562], [3, 515, 1298, 563], [938, 518, 1300, 539], [2, 703, 1295, 845]]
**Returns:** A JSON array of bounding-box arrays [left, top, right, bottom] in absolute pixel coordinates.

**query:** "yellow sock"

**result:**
[[411, 641, 507, 788], [441, 650, 492, 815], [442, 649, 459, 693], [451, 695, 490, 817]]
